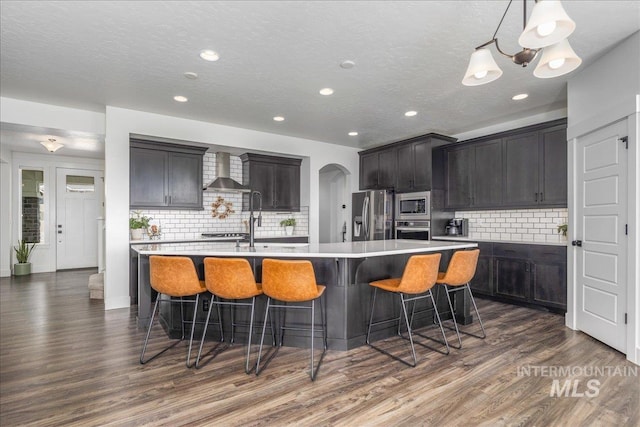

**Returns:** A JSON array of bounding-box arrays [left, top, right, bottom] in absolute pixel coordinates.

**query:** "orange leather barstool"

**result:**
[[436, 249, 486, 349], [366, 253, 449, 367], [140, 256, 206, 367], [256, 259, 327, 381], [197, 257, 264, 373]]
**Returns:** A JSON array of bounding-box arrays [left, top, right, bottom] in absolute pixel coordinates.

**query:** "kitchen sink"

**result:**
[[238, 242, 309, 249]]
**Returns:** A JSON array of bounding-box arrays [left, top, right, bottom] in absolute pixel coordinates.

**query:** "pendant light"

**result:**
[[518, 0, 576, 49], [533, 38, 582, 78], [462, 48, 503, 86], [40, 138, 64, 152]]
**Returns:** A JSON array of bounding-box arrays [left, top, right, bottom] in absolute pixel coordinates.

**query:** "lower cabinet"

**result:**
[[466, 242, 566, 312]]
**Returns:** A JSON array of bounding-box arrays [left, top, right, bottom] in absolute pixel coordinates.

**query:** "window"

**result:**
[[21, 169, 45, 244], [66, 175, 95, 193]]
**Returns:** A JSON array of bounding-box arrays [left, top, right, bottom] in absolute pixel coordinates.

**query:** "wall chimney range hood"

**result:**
[[203, 152, 250, 193]]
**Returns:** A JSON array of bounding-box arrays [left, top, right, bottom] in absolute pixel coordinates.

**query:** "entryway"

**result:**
[[319, 164, 349, 243], [56, 168, 104, 269]]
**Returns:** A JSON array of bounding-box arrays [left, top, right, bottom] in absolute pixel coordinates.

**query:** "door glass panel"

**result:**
[[66, 175, 95, 193], [21, 169, 45, 244]]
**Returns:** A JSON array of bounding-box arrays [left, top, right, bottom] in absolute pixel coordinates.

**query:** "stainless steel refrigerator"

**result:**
[[352, 190, 394, 241]]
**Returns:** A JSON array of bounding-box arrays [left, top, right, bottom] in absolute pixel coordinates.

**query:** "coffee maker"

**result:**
[[445, 218, 468, 236]]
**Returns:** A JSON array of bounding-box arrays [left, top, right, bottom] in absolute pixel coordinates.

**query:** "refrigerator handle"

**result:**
[[363, 195, 370, 239]]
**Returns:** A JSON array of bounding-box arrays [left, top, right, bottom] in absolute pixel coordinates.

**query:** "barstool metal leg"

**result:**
[[444, 286, 462, 349], [429, 290, 450, 355], [466, 284, 487, 339], [245, 296, 256, 374], [366, 287, 378, 344], [255, 297, 271, 376], [400, 293, 417, 367], [186, 294, 200, 368]]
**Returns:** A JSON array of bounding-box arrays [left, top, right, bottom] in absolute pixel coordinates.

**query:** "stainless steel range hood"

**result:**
[[203, 152, 250, 193]]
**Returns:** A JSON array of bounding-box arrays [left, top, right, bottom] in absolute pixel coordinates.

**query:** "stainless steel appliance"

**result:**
[[352, 190, 394, 241], [395, 220, 430, 240], [445, 218, 469, 236], [395, 191, 431, 221]]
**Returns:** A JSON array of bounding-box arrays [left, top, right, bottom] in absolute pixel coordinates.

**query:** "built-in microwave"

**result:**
[[395, 191, 430, 221]]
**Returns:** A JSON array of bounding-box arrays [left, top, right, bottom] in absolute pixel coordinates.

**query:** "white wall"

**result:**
[[104, 106, 360, 310], [0, 148, 12, 277], [566, 31, 639, 364]]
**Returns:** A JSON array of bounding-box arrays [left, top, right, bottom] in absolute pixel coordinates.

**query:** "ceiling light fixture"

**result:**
[[173, 95, 188, 102], [348, 131, 358, 136], [319, 88, 334, 96], [184, 71, 198, 80], [40, 138, 64, 153], [512, 93, 529, 100], [273, 116, 285, 122], [462, 0, 581, 86], [199, 50, 220, 61], [405, 111, 418, 117]]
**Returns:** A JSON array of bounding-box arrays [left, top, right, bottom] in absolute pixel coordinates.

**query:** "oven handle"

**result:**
[[396, 227, 431, 231]]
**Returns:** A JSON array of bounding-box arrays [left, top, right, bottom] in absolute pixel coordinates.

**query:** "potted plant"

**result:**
[[557, 223, 568, 239], [280, 218, 296, 236], [130, 211, 151, 240], [13, 239, 36, 276]]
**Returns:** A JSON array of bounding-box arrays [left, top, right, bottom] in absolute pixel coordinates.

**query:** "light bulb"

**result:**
[[548, 57, 566, 69], [536, 21, 557, 37], [474, 70, 488, 79]]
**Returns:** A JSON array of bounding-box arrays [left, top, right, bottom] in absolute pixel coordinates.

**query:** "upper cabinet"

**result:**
[[241, 153, 301, 211], [130, 139, 207, 210], [444, 119, 567, 210], [358, 133, 456, 192]]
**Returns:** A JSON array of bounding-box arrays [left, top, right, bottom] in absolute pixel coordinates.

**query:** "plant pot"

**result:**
[[13, 262, 31, 276], [130, 228, 144, 240], [284, 226, 294, 236]]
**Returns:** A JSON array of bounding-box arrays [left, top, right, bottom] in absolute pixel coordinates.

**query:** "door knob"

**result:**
[[571, 240, 582, 247]]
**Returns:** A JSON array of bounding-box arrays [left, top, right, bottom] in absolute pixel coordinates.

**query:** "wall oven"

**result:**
[[395, 191, 430, 221], [395, 220, 430, 241]]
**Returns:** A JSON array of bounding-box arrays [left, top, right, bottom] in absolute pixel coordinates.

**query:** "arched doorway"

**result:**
[[318, 164, 349, 243]]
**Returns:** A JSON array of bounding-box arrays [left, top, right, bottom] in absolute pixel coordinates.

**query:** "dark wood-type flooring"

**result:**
[[1, 269, 638, 426]]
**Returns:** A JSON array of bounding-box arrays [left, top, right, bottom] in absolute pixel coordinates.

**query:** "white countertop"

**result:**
[[130, 234, 309, 245], [432, 236, 567, 247], [132, 239, 477, 259]]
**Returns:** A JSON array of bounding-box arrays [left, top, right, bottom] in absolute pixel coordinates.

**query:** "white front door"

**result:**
[[56, 168, 104, 269], [575, 119, 628, 352]]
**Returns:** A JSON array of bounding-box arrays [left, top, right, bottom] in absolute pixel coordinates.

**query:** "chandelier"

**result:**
[[462, 0, 582, 86]]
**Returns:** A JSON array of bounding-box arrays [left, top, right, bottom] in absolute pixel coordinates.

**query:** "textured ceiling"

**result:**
[[1, 1, 639, 155]]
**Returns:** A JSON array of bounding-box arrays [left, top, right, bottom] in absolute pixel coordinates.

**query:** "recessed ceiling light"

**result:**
[[184, 72, 198, 80], [405, 111, 418, 117], [273, 116, 285, 122], [512, 93, 529, 100], [348, 131, 358, 136], [340, 60, 355, 69], [173, 95, 188, 102], [319, 88, 334, 96], [199, 50, 219, 61]]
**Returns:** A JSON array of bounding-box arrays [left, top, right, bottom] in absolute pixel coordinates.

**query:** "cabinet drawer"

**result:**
[[493, 243, 529, 258], [530, 245, 566, 262]]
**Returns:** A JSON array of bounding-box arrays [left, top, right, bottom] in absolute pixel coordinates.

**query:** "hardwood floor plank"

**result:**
[[1, 270, 638, 426]]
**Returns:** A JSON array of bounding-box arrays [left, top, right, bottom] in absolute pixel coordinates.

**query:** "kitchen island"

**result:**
[[133, 239, 477, 350]]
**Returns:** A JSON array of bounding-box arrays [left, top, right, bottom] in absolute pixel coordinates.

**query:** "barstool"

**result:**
[[197, 257, 263, 373], [366, 253, 449, 367], [140, 255, 206, 367], [436, 249, 486, 349], [256, 259, 327, 381]]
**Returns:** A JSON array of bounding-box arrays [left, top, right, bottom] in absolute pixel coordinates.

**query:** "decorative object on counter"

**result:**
[[557, 223, 568, 237], [147, 220, 162, 240], [13, 239, 36, 276], [130, 211, 151, 240], [211, 196, 235, 219], [462, 0, 580, 86], [280, 217, 296, 236]]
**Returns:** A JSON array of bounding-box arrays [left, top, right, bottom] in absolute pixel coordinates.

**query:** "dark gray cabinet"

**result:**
[[444, 119, 567, 210], [494, 244, 531, 302], [358, 133, 456, 191], [530, 246, 567, 309], [241, 153, 301, 211], [130, 139, 207, 210], [469, 242, 493, 296]]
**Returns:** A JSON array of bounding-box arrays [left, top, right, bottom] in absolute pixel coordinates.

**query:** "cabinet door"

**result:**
[[274, 164, 300, 210], [470, 255, 493, 295], [252, 162, 275, 208], [503, 132, 539, 206], [359, 152, 379, 190], [412, 140, 432, 190], [396, 144, 414, 192], [539, 127, 567, 206], [378, 149, 396, 189], [531, 262, 567, 309], [494, 257, 530, 301], [130, 148, 167, 208], [168, 153, 202, 209], [473, 140, 502, 207], [445, 146, 472, 209]]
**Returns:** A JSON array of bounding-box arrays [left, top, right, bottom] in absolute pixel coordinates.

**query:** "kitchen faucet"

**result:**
[[249, 190, 262, 248]]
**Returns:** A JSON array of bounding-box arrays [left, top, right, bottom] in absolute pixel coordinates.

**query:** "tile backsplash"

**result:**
[[131, 152, 309, 240], [453, 208, 568, 243]]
